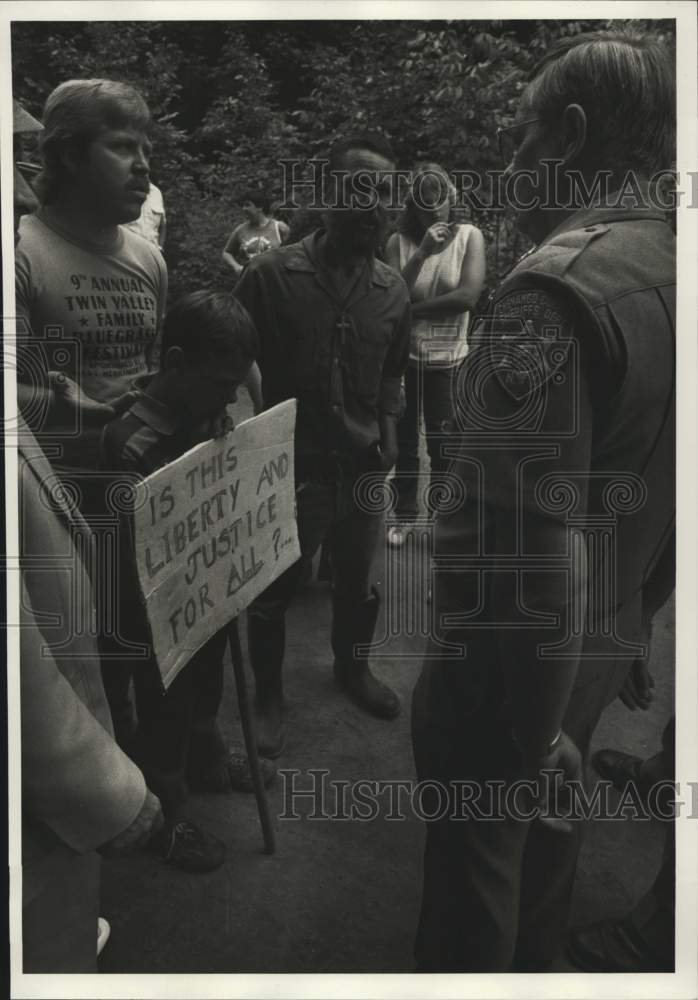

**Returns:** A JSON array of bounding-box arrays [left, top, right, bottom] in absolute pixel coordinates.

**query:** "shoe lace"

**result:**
[[173, 822, 199, 844]]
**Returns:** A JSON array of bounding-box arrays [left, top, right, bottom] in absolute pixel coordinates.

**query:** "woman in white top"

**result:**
[[384, 163, 486, 543]]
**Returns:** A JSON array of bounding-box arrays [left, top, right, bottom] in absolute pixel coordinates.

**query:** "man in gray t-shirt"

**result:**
[[15, 79, 167, 469]]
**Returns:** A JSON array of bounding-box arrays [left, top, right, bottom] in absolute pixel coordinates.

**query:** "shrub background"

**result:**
[[12, 18, 675, 304]]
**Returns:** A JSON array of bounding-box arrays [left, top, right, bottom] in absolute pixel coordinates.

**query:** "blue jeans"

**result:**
[[393, 363, 458, 520]]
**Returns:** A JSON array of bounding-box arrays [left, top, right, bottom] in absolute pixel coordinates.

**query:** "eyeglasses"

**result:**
[[496, 117, 541, 168], [16, 161, 41, 190]]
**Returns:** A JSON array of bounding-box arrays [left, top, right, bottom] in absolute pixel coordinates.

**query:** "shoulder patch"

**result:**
[[484, 287, 575, 400]]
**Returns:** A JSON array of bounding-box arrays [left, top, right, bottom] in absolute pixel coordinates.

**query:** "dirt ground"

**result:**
[[100, 390, 675, 976]]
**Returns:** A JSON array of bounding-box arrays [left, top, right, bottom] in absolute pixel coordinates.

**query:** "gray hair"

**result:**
[[526, 30, 675, 176]]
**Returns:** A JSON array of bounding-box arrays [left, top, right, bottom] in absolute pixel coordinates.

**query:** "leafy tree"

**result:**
[[12, 17, 675, 300]]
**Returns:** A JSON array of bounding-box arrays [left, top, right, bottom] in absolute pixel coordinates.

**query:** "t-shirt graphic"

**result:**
[[16, 210, 167, 466], [240, 233, 273, 262], [16, 211, 167, 404]]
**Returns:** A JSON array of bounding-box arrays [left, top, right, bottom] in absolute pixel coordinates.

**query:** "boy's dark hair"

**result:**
[[161, 291, 258, 373], [241, 189, 271, 213]]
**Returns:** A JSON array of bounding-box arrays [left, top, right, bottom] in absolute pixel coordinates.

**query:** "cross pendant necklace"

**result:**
[[336, 313, 352, 348]]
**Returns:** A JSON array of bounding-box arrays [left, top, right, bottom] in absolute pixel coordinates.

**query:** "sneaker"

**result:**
[[97, 917, 111, 957], [150, 820, 226, 873], [387, 524, 410, 548]]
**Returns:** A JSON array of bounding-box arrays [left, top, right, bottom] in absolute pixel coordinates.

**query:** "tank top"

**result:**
[[238, 219, 283, 263], [398, 224, 473, 366]]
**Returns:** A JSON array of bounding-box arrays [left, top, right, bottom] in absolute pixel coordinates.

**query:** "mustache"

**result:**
[[125, 181, 150, 194]]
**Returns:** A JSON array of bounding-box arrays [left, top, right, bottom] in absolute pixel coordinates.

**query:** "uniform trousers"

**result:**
[[412, 621, 638, 971]]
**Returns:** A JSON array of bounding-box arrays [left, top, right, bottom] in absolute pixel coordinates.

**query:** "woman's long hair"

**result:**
[[398, 162, 458, 246]]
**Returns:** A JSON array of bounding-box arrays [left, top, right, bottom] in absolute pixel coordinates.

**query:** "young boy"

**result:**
[[101, 291, 260, 872]]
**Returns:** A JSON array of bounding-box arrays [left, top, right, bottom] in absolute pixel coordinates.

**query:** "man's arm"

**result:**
[[15, 266, 116, 431], [466, 285, 593, 765], [157, 212, 167, 252], [494, 506, 589, 759], [20, 579, 153, 853], [617, 524, 675, 712]]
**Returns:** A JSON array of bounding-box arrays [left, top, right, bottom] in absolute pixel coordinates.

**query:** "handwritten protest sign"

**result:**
[[133, 399, 299, 688]]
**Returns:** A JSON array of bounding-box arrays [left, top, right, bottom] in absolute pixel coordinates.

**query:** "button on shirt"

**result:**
[[233, 230, 411, 461]]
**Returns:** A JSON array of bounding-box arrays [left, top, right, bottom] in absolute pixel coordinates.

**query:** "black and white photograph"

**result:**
[[3, 2, 697, 997]]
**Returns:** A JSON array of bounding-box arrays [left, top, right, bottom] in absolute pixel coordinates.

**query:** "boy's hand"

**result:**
[[110, 390, 141, 416], [208, 408, 235, 438]]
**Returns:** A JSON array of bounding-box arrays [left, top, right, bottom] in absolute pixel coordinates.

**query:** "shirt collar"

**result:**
[[130, 374, 180, 436], [283, 229, 391, 287], [543, 194, 670, 244]]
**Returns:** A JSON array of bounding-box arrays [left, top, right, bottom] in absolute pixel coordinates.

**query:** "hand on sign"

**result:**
[[49, 371, 116, 426], [208, 408, 235, 438], [419, 222, 453, 257], [99, 789, 164, 856]]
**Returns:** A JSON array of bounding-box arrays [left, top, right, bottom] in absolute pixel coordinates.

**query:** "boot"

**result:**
[[332, 588, 401, 719], [247, 610, 286, 757]]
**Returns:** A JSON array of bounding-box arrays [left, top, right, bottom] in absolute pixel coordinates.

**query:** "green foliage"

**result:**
[[12, 17, 675, 301]]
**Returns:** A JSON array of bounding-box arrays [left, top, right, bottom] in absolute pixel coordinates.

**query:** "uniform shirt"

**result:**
[[233, 230, 411, 463], [16, 209, 167, 467], [432, 203, 674, 698]]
